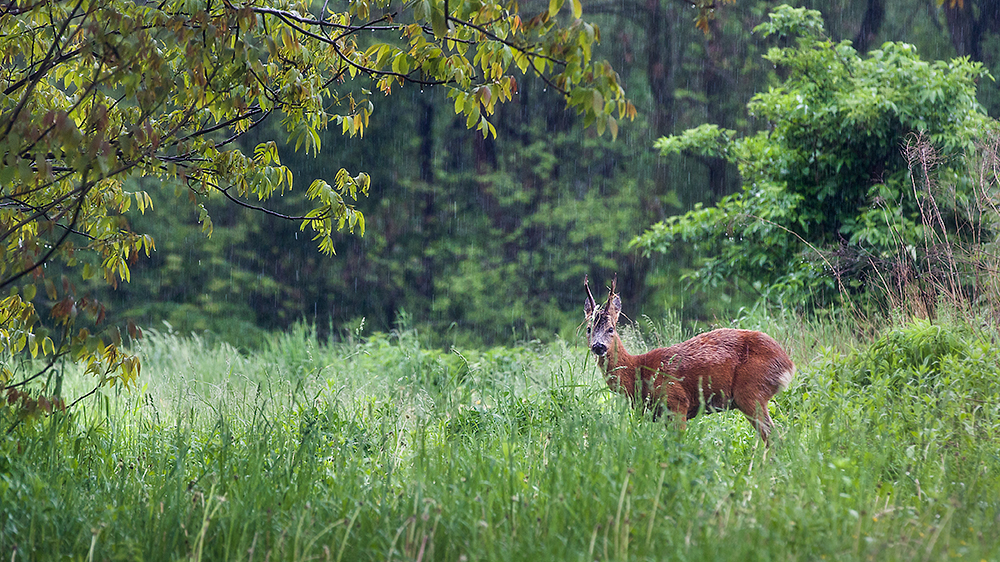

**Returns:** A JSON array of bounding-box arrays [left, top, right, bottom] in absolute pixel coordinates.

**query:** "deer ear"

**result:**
[[607, 293, 621, 324]]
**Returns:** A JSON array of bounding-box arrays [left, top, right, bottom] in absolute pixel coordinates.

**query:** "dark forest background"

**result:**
[[77, 0, 1000, 347]]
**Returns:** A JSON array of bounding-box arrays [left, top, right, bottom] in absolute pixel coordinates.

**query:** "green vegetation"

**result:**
[[3, 314, 999, 560], [9, 1, 1000, 353], [634, 6, 992, 307], [5, 3, 1000, 558], [0, 0, 632, 391]]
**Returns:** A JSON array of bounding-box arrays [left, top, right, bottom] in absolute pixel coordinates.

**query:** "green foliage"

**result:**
[[191, 80, 658, 345], [786, 317, 1000, 516], [1, 0, 631, 402], [3, 316, 1000, 559], [79, 182, 275, 347], [846, 318, 973, 388], [33, 0, 804, 344], [633, 4, 991, 307], [652, 123, 736, 161]]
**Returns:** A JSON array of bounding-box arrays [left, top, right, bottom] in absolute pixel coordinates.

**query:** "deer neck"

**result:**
[[598, 334, 638, 400]]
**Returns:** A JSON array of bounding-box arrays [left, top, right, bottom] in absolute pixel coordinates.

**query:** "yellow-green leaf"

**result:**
[[548, 0, 564, 18]]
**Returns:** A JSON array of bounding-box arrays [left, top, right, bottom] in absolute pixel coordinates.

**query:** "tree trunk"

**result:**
[[853, 0, 885, 53], [645, 0, 674, 136], [704, 16, 735, 200], [940, 0, 1000, 61]]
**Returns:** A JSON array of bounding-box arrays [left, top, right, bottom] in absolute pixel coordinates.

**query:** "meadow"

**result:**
[[2, 312, 999, 561]]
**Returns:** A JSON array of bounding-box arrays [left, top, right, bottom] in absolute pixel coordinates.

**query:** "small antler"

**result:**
[[584, 274, 598, 317]]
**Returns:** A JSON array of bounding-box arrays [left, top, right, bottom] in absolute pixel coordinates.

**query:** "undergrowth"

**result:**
[[2, 316, 999, 561]]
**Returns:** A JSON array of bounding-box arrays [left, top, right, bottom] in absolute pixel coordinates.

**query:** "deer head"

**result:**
[[584, 275, 620, 357]]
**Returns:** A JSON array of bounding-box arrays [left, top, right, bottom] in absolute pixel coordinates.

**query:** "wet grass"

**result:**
[[2, 314, 1000, 561]]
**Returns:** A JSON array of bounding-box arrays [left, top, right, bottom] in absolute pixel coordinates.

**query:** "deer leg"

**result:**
[[665, 391, 689, 431], [733, 387, 774, 444], [746, 404, 774, 444]]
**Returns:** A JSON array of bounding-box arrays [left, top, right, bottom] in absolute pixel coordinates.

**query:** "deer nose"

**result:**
[[591, 343, 607, 356]]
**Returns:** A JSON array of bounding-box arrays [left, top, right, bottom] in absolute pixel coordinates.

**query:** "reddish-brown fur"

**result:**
[[584, 276, 794, 442]]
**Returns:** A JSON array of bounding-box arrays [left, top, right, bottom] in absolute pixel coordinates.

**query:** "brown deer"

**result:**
[[584, 276, 795, 443]]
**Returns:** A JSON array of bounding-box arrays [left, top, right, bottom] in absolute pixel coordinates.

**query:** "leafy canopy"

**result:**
[[0, 0, 632, 403], [633, 5, 989, 306]]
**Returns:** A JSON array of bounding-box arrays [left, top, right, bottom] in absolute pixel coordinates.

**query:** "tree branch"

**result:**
[[0, 170, 92, 290], [270, 10, 447, 85], [250, 5, 403, 33], [177, 107, 266, 145], [216, 185, 330, 222], [1, 0, 89, 139], [3, 348, 72, 390], [447, 15, 566, 68], [2, 196, 97, 240]]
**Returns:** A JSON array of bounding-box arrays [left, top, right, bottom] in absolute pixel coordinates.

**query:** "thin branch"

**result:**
[[177, 107, 265, 145], [216, 107, 274, 148], [330, 12, 398, 43], [272, 11, 436, 84], [447, 16, 566, 68], [1, 0, 89, 139], [319, 65, 350, 91], [65, 383, 102, 411], [1, 47, 84, 97], [526, 61, 569, 96], [0, 170, 92, 291], [216, 185, 329, 222], [3, 349, 72, 389], [0, 172, 90, 243], [3, 0, 52, 17], [3, 196, 97, 240], [251, 5, 404, 32], [252, 1, 579, 99], [443, 16, 571, 95]]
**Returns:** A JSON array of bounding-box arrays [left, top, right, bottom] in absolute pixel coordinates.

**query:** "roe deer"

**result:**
[[584, 276, 794, 443]]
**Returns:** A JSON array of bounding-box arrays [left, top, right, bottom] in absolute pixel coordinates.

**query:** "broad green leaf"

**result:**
[[414, 0, 430, 21], [548, 0, 564, 18], [431, 2, 448, 38]]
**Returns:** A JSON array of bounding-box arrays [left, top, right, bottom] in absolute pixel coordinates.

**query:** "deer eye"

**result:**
[[586, 326, 591, 334], [607, 327, 614, 334]]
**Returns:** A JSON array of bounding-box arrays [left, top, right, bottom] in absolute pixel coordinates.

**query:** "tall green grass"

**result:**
[[2, 316, 999, 560]]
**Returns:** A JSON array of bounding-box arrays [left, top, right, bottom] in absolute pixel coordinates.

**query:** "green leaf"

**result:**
[[414, 0, 430, 21], [548, 0, 564, 18], [431, 2, 448, 38], [514, 52, 529, 74]]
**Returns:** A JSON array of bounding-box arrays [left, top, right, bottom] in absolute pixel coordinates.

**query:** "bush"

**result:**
[[633, 5, 991, 309]]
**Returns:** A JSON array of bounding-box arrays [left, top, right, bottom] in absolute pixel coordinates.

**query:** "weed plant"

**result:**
[[2, 315, 999, 561]]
